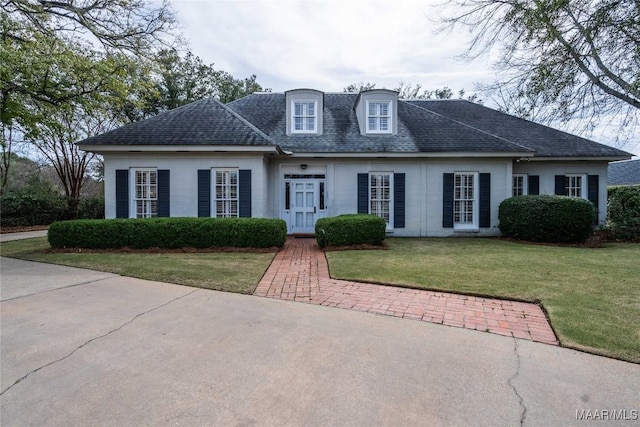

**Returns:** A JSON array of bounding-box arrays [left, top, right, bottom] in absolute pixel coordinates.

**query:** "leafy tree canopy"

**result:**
[[124, 49, 264, 121]]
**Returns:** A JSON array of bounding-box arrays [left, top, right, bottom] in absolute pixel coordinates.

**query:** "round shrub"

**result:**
[[315, 214, 386, 248], [607, 185, 640, 240], [499, 195, 595, 243]]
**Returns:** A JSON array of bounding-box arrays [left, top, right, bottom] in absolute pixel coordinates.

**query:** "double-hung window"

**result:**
[[292, 101, 316, 133], [512, 174, 528, 197], [367, 101, 391, 133], [134, 169, 157, 218], [369, 173, 392, 225], [565, 174, 585, 198], [454, 172, 478, 229], [214, 169, 238, 217]]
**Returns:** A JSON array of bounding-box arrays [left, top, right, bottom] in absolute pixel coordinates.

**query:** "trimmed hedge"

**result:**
[[608, 185, 640, 240], [1, 192, 68, 226], [48, 217, 287, 249], [499, 195, 595, 243], [315, 214, 386, 248], [0, 192, 105, 226], [77, 197, 105, 220]]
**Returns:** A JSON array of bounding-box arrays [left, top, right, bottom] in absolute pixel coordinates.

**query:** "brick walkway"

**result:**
[[255, 238, 558, 345]]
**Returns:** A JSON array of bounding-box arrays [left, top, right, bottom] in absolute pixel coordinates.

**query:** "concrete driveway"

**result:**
[[1, 257, 638, 426]]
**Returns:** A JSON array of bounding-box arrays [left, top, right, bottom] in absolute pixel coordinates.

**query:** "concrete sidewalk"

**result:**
[[1, 257, 638, 426], [0, 230, 48, 243]]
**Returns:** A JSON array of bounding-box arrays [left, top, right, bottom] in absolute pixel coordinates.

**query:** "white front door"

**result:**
[[291, 180, 317, 233]]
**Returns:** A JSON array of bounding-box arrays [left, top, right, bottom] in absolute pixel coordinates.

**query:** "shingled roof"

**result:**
[[77, 91, 631, 159], [608, 159, 640, 185], [226, 93, 531, 154], [77, 97, 275, 147], [408, 99, 629, 158]]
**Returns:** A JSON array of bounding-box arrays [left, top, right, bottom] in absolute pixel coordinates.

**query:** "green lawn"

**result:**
[[0, 237, 275, 294], [3, 236, 638, 363], [325, 238, 640, 363]]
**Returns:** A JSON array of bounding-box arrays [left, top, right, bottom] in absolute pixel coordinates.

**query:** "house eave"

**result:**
[[527, 155, 632, 162], [283, 151, 534, 159], [77, 144, 284, 155]]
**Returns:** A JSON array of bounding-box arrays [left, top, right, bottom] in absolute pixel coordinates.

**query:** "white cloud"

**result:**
[[171, 0, 489, 92], [170, 0, 638, 155]]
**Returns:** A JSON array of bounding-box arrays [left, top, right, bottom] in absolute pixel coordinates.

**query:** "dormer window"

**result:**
[[367, 101, 392, 133], [292, 101, 317, 133], [286, 89, 324, 135]]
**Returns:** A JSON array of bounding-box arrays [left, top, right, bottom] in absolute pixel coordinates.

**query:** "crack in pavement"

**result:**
[[0, 288, 199, 396], [508, 338, 527, 426], [1, 276, 119, 302]]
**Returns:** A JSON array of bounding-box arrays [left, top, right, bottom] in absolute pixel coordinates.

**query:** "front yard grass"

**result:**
[[325, 238, 640, 363], [3, 236, 638, 363], [0, 237, 275, 294]]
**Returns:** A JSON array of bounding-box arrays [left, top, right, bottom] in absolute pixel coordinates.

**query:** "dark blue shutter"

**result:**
[[555, 175, 566, 195], [479, 173, 491, 228], [587, 175, 599, 205], [197, 169, 211, 217], [157, 170, 170, 217], [393, 173, 405, 228], [588, 175, 599, 225], [528, 175, 539, 195], [239, 169, 252, 218], [442, 173, 454, 228], [357, 173, 368, 214], [115, 169, 129, 218]]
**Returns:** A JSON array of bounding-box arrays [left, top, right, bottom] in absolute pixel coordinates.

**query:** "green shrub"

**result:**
[[499, 195, 595, 243], [607, 185, 640, 240], [0, 192, 106, 226], [77, 197, 105, 219], [315, 214, 386, 248], [0, 191, 68, 226], [48, 217, 287, 249]]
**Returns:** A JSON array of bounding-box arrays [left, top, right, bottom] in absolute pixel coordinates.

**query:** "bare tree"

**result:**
[[439, 0, 639, 142], [3, 0, 177, 54], [344, 81, 482, 102], [1, 123, 16, 195], [28, 103, 116, 217]]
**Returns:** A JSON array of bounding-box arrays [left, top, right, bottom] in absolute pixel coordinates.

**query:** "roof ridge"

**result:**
[[403, 100, 535, 153], [212, 96, 278, 146]]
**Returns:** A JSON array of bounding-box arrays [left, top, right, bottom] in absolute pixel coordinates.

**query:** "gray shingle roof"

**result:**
[[227, 93, 531, 154], [407, 99, 630, 158], [77, 91, 632, 159], [608, 159, 640, 185], [77, 97, 275, 147]]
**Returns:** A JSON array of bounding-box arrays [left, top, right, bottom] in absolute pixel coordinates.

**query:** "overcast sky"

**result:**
[[172, 0, 490, 93], [170, 0, 638, 156]]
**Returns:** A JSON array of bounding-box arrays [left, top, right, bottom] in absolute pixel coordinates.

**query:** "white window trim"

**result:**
[[291, 100, 317, 134], [512, 174, 528, 197], [131, 168, 158, 219], [369, 172, 394, 229], [565, 174, 587, 199], [453, 172, 479, 231], [212, 168, 239, 218], [366, 100, 392, 134]]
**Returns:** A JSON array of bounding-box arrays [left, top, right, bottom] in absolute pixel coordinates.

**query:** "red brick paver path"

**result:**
[[255, 238, 558, 345]]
